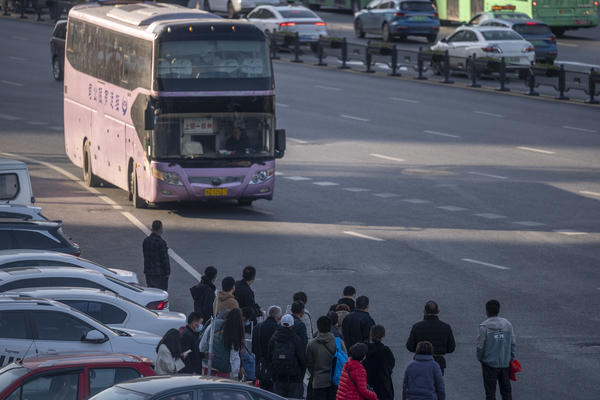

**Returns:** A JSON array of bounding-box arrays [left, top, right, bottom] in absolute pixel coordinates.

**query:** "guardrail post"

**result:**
[[496, 57, 509, 92], [339, 38, 349, 69], [441, 50, 453, 84], [415, 46, 427, 80], [556, 64, 569, 100], [525, 62, 539, 96], [365, 41, 374, 73], [389, 45, 400, 77], [269, 33, 280, 60], [316, 36, 327, 66], [19, 0, 26, 18], [470, 53, 480, 88], [585, 68, 599, 104], [293, 33, 303, 63]]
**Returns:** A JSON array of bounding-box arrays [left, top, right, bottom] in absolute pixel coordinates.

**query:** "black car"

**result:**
[[50, 20, 66, 81], [0, 219, 80, 256], [90, 375, 286, 400]]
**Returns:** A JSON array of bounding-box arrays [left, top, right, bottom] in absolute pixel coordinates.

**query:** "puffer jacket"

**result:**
[[336, 358, 378, 400]]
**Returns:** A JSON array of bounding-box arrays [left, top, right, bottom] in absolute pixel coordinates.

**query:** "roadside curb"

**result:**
[[0, 13, 56, 26]]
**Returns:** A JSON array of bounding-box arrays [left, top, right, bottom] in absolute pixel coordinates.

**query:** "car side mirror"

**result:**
[[83, 330, 107, 344], [275, 129, 286, 159]]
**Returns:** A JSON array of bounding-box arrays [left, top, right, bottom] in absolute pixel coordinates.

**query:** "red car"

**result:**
[[0, 353, 156, 400]]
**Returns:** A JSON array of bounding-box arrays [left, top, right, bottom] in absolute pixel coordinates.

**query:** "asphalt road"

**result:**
[[1, 17, 600, 400]]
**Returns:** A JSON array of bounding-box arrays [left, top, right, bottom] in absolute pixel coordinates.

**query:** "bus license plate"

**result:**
[[205, 188, 228, 196]]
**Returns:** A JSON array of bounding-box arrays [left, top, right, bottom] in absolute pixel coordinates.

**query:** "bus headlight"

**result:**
[[152, 168, 183, 186], [249, 169, 274, 185]]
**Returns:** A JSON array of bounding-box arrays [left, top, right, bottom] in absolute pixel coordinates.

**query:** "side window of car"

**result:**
[[447, 31, 466, 42], [464, 31, 478, 41], [0, 231, 13, 249], [0, 310, 29, 339], [263, 10, 276, 19], [88, 301, 127, 324], [32, 310, 95, 341], [366, 0, 380, 9], [199, 390, 252, 400], [158, 392, 194, 400], [0, 260, 39, 269], [0, 173, 20, 201], [0, 278, 52, 291], [12, 231, 62, 250], [378, 1, 393, 9], [89, 368, 141, 397], [60, 300, 89, 314], [20, 371, 79, 400]]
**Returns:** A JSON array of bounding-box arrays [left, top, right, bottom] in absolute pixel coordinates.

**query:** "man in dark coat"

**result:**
[[342, 295, 375, 350], [234, 265, 261, 322], [142, 220, 170, 290], [364, 325, 395, 400], [252, 305, 282, 391], [190, 266, 218, 320], [329, 285, 356, 312], [406, 300, 456, 375], [179, 312, 205, 374], [291, 301, 308, 348]]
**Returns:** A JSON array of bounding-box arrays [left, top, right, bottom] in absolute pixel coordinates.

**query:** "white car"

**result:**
[[197, 0, 281, 19], [9, 287, 186, 337], [0, 249, 139, 284], [247, 6, 328, 42], [0, 295, 161, 368], [431, 26, 535, 72], [0, 267, 169, 310], [0, 204, 47, 221]]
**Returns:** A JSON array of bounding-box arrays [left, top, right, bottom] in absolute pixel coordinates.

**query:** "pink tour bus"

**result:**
[[64, 2, 286, 208]]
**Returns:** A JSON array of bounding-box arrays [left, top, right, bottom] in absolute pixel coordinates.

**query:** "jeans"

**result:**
[[312, 386, 336, 400], [145, 274, 169, 291], [482, 364, 512, 400], [273, 379, 303, 399]]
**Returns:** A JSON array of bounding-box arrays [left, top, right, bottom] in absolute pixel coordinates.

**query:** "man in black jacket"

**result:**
[[252, 305, 282, 390], [342, 295, 375, 350], [291, 301, 308, 348], [406, 300, 456, 375], [179, 312, 205, 374], [234, 266, 261, 322], [190, 266, 218, 320], [142, 220, 170, 290]]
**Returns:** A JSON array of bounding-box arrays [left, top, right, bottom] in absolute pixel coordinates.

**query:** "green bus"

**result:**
[[436, 0, 599, 34], [302, 0, 371, 13]]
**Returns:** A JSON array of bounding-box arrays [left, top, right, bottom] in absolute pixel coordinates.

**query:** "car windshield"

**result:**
[[89, 386, 150, 400], [481, 30, 523, 40], [0, 365, 29, 389], [400, 1, 434, 11], [279, 9, 318, 18], [513, 23, 552, 35]]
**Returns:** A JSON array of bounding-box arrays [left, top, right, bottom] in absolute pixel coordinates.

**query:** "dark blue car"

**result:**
[[479, 18, 558, 63], [354, 0, 440, 42]]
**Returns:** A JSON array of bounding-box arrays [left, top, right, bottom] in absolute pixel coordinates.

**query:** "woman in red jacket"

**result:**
[[336, 343, 378, 400]]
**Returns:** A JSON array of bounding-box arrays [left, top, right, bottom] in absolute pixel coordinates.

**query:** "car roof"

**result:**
[[0, 219, 60, 228], [0, 249, 79, 261], [0, 266, 103, 280], [6, 286, 118, 299], [0, 158, 27, 170], [16, 353, 152, 370], [114, 375, 265, 394]]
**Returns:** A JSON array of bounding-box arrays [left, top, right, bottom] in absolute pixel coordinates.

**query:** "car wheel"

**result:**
[[354, 20, 365, 38], [426, 34, 437, 43], [551, 28, 566, 37], [227, 1, 237, 19], [83, 141, 100, 187], [382, 23, 391, 42], [238, 199, 253, 207], [203, 0, 211, 11], [52, 57, 63, 81], [130, 167, 146, 209], [352, 0, 360, 13]]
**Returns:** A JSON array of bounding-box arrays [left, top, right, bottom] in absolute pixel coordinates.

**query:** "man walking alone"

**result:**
[[142, 220, 170, 290]]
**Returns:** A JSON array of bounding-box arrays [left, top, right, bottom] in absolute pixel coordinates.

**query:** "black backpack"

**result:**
[[271, 339, 297, 378]]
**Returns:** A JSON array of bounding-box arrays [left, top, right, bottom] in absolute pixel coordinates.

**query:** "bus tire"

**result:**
[[52, 56, 63, 81], [130, 167, 146, 209], [83, 141, 100, 187], [238, 199, 253, 207]]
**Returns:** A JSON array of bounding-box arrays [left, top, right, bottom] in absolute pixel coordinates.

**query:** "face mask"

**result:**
[[195, 324, 203, 333]]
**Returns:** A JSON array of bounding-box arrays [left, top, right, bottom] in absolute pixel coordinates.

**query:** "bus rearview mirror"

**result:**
[[144, 103, 155, 130], [275, 129, 286, 159]]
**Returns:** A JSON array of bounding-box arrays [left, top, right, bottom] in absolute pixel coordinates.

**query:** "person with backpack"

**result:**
[[336, 343, 378, 400], [252, 305, 282, 391], [267, 314, 307, 398], [189, 266, 217, 320], [364, 325, 395, 400], [307, 316, 347, 400], [200, 308, 244, 379], [402, 341, 445, 400]]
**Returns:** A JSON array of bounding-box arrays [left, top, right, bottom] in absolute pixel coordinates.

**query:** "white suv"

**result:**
[[0, 296, 161, 368]]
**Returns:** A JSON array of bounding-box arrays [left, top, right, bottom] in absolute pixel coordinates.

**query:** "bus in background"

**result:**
[[436, 1, 598, 34], [304, 0, 371, 14], [64, 2, 286, 208]]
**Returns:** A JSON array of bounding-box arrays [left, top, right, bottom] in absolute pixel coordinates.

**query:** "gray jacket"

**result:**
[[476, 317, 515, 368]]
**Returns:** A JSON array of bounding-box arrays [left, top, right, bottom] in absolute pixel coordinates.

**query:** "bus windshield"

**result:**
[[156, 39, 271, 91]]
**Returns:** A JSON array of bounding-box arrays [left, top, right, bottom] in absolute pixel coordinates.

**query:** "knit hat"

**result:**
[[281, 314, 294, 327]]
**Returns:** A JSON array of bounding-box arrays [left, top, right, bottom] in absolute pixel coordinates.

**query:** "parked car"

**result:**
[[9, 287, 186, 336], [246, 5, 327, 44], [466, 10, 531, 26], [479, 19, 557, 63], [0, 204, 47, 221], [200, 0, 280, 19], [354, 0, 440, 42], [430, 27, 535, 74], [90, 375, 287, 400], [0, 249, 139, 284], [0, 158, 35, 206], [50, 20, 66, 81], [0, 219, 80, 256], [0, 353, 156, 400], [0, 295, 161, 369], [0, 267, 169, 310]]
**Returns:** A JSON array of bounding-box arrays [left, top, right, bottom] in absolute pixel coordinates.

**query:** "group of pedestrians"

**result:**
[[143, 222, 517, 400]]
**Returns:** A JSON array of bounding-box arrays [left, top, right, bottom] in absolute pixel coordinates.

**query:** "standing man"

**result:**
[[342, 295, 375, 350], [290, 301, 308, 349], [190, 266, 218, 320], [286, 291, 313, 339], [234, 266, 261, 322], [330, 286, 356, 312], [180, 312, 205, 374], [142, 220, 170, 291], [477, 299, 516, 400], [268, 314, 306, 399], [252, 305, 282, 391], [406, 300, 456, 375]]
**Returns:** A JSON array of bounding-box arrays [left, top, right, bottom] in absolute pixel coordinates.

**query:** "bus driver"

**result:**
[[225, 126, 250, 153]]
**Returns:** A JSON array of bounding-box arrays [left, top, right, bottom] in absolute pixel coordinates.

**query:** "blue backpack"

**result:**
[[330, 337, 348, 386]]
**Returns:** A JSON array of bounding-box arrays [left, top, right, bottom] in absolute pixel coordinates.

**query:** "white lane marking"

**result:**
[[98, 195, 123, 210], [343, 231, 385, 242], [315, 85, 341, 91], [517, 146, 555, 155], [313, 181, 339, 186], [402, 198, 431, 204], [343, 187, 370, 192], [557, 42, 579, 48], [580, 190, 600, 198], [8, 56, 26, 61], [437, 205, 467, 212], [275, 171, 284, 176], [276, 102, 289, 108], [390, 97, 420, 103], [370, 153, 405, 162], [50, 126, 63, 131], [554, 229, 588, 236], [462, 258, 510, 270], [1, 80, 24, 87], [0, 113, 22, 121], [563, 125, 597, 133], [288, 137, 308, 144], [474, 111, 504, 118], [0, 152, 202, 282], [26, 121, 47, 126], [284, 176, 312, 181], [474, 213, 507, 219], [513, 221, 546, 227], [248, 209, 274, 216], [373, 192, 399, 198], [340, 114, 369, 122], [468, 171, 508, 180], [423, 130, 460, 138]]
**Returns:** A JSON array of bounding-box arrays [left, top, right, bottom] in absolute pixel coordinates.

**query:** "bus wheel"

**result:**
[[130, 168, 147, 209], [238, 199, 253, 207], [83, 141, 100, 187], [52, 57, 63, 81], [227, 1, 237, 19]]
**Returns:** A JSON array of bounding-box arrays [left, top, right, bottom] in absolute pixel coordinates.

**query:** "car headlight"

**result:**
[[249, 168, 274, 185], [152, 168, 183, 186], [522, 45, 535, 53]]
